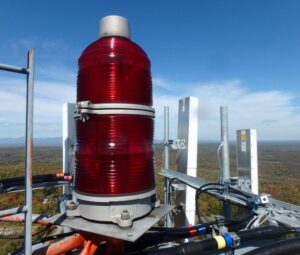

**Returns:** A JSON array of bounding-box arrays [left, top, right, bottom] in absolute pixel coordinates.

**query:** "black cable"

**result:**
[[134, 211, 252, 253], [195, 186, 256, 228], [198, 182, 224, 190], [165, 177, 255, 230], [195, 188, 221, 223], [194, 182, 225, 223], [126, 226, 291, 255], [0, 174, 71, 190], [225, 210, 255, 227], [0, 175, 72, 194], [165, 178, 253, 225], [196, 187, 250, 208], [243, 236, 300, 255], [10, 231, 77, 255], [168, 178, 224, 219], [229, 187, 255, 202], [161, 176, 256, 231], [150, 220, 216, 232], [129, 221, 216, 253], [164, 179, 220, 221], [0, 224, 52, 240], [166, 179, 224, 223], [238, 226, 291, 241], [0, 234, 24, 240], [32, 230, 77, 245], [196, 182, 253, 204], [167, 178, 224, 191]]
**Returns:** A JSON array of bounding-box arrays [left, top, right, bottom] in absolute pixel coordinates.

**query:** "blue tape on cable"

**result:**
[[222, 233, 233, 247], [197, 227, 206, 235]]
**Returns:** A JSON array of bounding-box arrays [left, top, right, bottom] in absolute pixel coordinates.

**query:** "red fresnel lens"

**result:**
[[75, 36, 155, 196]]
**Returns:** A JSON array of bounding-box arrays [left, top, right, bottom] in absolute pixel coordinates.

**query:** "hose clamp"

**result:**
[[75, 101, 155, 121]]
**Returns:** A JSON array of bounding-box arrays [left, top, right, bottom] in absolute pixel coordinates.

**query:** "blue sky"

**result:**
[[0, 0, 299, 140]]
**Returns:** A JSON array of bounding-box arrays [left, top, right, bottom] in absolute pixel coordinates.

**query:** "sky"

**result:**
[[0, 0, 300, 141]]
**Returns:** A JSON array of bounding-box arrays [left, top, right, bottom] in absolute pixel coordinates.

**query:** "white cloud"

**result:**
[[0, 74, 75, 138], [153, 78, 300, 141], [0, 36, 78, 138], [0, 70, 299, 141], [1, 37, 73, 56]]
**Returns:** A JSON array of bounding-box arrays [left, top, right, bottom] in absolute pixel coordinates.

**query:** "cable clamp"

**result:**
[[213, 216, 227, 236], [216, 215, 226, 227], [228, 232, 240, 248], [169, 139, 186, 150]]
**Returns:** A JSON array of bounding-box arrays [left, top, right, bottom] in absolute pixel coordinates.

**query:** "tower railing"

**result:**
[[0, 49, 35, 255]]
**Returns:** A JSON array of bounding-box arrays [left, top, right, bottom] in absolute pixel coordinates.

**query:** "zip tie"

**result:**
[[214, 235, 226, 250]]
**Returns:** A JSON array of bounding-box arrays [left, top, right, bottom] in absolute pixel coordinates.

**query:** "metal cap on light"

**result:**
[[99, 15, 130, 39]]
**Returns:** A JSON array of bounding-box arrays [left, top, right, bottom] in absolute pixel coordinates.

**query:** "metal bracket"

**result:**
[[169, 139, 186, 150], [76, 112, 90, 122], [171, 183, 186, 191], [239, 178, 252, 193], [48, 204, 174, 242], [65, 200, 80, 218], [214, 216, 228, 235], [260, 193, 271, 204]]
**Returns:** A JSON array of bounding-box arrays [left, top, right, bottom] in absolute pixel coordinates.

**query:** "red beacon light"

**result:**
[[73, 15, 156, 227]]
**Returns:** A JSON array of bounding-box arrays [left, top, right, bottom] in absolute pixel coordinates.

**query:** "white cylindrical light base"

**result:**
[[99, 15, 130, 39]]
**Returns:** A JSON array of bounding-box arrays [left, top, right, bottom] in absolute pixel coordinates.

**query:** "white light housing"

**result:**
[[99, 15, 130, 39]]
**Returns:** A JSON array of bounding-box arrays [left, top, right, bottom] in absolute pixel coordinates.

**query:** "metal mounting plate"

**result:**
[[47, 204, 173, 242]]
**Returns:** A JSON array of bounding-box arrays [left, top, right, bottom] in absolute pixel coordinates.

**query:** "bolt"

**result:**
[[121, 209, 130, 220], [66, 200, 77, 210]]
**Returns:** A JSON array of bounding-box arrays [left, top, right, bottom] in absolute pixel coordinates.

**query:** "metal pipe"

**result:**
[[25, 48, 35, 255], [164, 106, 170, 170], [0, 206, 27, 218], [163, 107, 171, 226], [0, 50, 35, 254], [0, 63, 28, 74], [62, 103, 76, 201], [220, 106, 230, 183]]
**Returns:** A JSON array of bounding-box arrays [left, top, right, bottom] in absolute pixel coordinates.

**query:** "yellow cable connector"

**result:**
[[214, 235, 226, 250]]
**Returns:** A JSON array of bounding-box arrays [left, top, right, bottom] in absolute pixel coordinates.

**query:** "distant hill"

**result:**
[[0, 137, 61, 147], [1, 137, 299, 147]]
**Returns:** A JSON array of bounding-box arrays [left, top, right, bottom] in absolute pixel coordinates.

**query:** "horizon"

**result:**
[[0, 1, 300, 140], [1, 136, 300, 143]]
